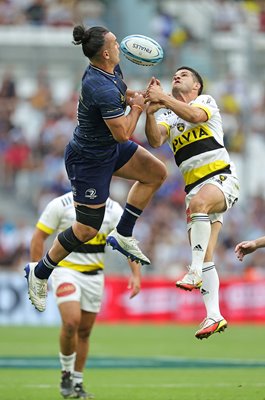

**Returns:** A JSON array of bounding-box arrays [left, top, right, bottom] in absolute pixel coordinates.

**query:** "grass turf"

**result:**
[[0, 324, 265, 400]]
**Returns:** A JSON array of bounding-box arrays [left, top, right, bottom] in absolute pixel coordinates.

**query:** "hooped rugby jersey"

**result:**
[[36, 193, 123, 272], [73, 64, 127, 156], [157, 94, 237, 193]]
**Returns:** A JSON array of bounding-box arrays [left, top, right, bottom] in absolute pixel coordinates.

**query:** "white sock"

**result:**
[[59, 352, 76, 372], [190, 213, 211, 277], [73, 371, 83, 386], [201, 262, 222, 320]]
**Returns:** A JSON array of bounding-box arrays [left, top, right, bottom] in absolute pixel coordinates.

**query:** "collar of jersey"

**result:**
[[90, 64, 115, 77]]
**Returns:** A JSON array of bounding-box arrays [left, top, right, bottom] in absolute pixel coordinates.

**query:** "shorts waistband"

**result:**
[[80, 269, 103, 275]]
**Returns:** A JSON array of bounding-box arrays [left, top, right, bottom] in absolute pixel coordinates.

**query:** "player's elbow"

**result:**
[[189, 115, 203, 124], [147, 137, 162, 148], [113, 132, 129, 143], [189, 109, 208, 124]]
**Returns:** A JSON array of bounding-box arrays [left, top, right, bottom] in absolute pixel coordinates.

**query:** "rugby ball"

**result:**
[[120, 34, 164, 66]]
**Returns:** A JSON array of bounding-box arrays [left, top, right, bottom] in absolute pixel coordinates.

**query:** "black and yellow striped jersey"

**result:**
[[157, 94, 237, 193]]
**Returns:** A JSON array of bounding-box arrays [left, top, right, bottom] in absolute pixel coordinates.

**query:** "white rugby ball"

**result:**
[[120, 34, 164, 66]]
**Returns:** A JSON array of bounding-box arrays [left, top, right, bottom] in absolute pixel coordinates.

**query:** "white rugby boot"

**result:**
[[176, 266, 202, 291], [24, 262, 48, 312], [106, 228, 150, 265]]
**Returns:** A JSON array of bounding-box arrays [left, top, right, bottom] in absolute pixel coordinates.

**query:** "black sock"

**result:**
[[34, 253, 57, 279], [116, 203, 142, 237]]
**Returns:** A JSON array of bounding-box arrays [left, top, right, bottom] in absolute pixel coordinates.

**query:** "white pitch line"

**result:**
[[12, 382, 265, 389]]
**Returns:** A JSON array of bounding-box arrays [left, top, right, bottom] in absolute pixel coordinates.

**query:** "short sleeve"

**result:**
[[36, 198, 62, 234], [191, 95, 219, 120], [156, 110, 177, 136], [92, 85, 125, 120]]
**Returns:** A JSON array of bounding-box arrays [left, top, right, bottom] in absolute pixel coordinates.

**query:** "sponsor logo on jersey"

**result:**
[[85, 188, 97, 199], [56, 282, 76, 297], [177, 123, 185, 132], [214, 174, 227, 186], [120, 93, 125, 103], [172, 125, 212, 153]]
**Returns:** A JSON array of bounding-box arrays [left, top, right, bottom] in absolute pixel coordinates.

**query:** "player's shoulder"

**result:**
[[51, 192, 73, 210], [193, 94, 217, 107], [84, 65, 114, 87], [82, 66, 106, 94]]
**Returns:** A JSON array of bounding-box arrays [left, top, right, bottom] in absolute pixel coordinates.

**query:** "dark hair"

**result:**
[[176, 66, 204, 95], [72, 25, 109, 59]]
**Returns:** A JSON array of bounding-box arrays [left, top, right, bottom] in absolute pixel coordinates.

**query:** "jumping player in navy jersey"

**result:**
[[24, 25, 167, 312]]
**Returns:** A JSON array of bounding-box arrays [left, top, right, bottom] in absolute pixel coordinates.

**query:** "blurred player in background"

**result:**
[[145, 67, 240, 339], [25, 25, 167, 313], [235, 236, 265, 260], [30, 192, 141, 399]]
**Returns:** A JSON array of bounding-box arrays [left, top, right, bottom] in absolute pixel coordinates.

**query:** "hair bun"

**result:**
[[73, 25, 86, 45]]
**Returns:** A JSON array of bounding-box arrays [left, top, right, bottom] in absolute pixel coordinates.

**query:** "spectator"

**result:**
[[24, 0, 47, 25]]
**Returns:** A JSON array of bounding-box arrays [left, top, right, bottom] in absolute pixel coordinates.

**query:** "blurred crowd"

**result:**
[[1, 0, 265, 280], [0, 0, 106, 27], [0, 0, 265, 36]]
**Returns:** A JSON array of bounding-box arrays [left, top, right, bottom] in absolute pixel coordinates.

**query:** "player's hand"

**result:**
[[146, 101, 164, 114], [234, 240, 257, 261], [126, 89, 146, 101], [146, 76, 161, 91], [127, 275, 141, 298], [145, 83, 164, 104], [129, 92, 147, 111]]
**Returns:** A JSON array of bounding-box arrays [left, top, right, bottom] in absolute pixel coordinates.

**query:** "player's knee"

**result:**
[[152, 161, 168, 186], [63, 320, 79, 337], [148, 160, 168, 188], [78, 326, 93, 340], [58, 226, 83, 253], [75, 204, 105, 230], [189, 197, 208, 213]]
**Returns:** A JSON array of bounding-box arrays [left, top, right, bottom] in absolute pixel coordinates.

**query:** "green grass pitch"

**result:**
[[0, 324, 265, 400]]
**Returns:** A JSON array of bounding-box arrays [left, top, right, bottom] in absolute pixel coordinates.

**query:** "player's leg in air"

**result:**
[[176, 176, 239, 339], [106, 143, 167, 264], [194, 221, 227, 339], [24, 142, 109, 312], [175, 183, 225, 292], [25, 142, 166, 312]]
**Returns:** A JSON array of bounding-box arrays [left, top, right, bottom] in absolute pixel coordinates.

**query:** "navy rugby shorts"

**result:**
[[64, 140, 138, 204]]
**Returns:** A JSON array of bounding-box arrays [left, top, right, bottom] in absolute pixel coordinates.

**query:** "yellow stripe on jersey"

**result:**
[[172, 124, 213, 154], [86, 233, 107, 245], [36, 222, 54, 235], [183, 160, 230, 186], [158, 122, 170, 136], [191, 103, 212, 120], [58, 260, 104, 272]]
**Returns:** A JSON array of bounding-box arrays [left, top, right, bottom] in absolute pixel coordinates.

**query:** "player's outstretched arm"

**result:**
[[234, 236, 265, 261], [145, 103, 167, 148], [105, 93, 145, 142], [127, 260, 141, 298]]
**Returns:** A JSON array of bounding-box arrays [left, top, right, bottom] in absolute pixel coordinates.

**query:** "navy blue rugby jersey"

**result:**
[[72, 64, 127, 157]]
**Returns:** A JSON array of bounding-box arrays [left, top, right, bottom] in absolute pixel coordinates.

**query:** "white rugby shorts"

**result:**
[[51, 267, 104, 313], [185, 173, 240, 230]]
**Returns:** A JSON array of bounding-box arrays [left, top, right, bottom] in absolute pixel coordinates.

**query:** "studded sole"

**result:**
[[106, 237, 150, 265], [195, 320, 228, 340]]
